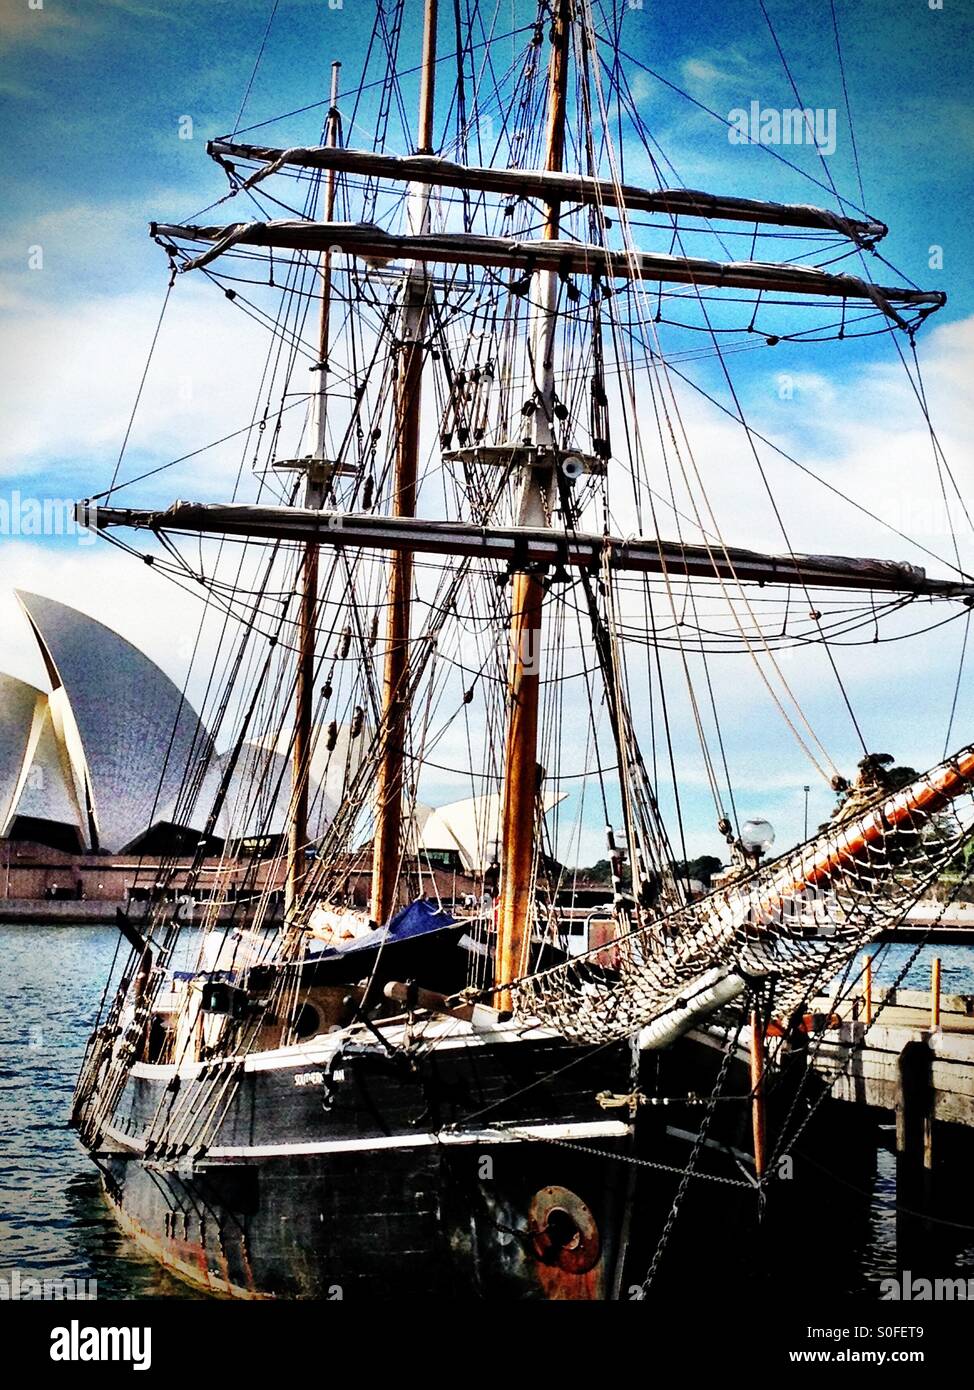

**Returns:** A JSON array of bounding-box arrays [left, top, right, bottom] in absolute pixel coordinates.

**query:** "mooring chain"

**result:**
[[503, 1129, 753, 1189], [637, 994, 752, 1297]]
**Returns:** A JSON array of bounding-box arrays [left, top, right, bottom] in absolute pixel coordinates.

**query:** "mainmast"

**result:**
[[370, 0, 438, 925], [495, 0, 573, 1006], [286, 61, 341, 913]]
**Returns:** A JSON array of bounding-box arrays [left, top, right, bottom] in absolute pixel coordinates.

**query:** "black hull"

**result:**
[[101, 1137, 633, 1299], [91, 1026, 638, 1299]]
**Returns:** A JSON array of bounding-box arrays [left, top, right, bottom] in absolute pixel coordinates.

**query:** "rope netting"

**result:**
[[512, 743, 974, 1045]]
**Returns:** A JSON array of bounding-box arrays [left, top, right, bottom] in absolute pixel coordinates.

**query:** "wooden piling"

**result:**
[[895, 1038, 935, 1268], [863, 954, 873, 1026], [931, 957, 941, 1030]]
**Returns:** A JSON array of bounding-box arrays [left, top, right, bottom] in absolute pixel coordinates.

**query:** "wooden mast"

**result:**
[[495, 0, 573, 1006], [369, 0, 437, 925], [287, 61, 342, 913]]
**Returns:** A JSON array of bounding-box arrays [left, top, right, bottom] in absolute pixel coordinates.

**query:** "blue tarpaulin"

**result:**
[[310, 897, 456, 959]]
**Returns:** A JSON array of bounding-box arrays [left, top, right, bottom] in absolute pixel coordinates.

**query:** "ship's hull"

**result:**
[[91, 1022, 638, 1299]]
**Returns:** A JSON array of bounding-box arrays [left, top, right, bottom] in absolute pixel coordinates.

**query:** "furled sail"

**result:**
[[512, 745, 974, 1046], [206, 139, 890, 245]]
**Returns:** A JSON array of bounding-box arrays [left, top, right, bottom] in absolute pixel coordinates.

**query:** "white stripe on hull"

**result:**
[[103, 1117, 630, 1161], [205, 1118, 630, 1159]]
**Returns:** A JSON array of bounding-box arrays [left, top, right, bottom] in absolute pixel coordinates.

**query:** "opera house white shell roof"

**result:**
[[409, 790, 565, 872], [0, 674, 47, 836], [9, 692, 88, 842], [0, 593, 360, 854], [1, 593, 559, 868], [14, 591, 220, 853]]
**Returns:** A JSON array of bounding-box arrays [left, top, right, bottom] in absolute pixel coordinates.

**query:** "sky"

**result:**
[[1, 0, 973, 865]]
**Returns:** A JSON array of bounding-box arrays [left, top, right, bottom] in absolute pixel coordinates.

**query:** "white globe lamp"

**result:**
[[740, 817, 775, 856]]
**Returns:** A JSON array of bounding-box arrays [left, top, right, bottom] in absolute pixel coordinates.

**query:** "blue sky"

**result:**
[[2, 0, 973, 861], [4, 0, 972, 311]]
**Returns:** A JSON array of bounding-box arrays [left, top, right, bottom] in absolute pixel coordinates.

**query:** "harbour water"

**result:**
[[852, 940, 974, 994], [1, 922, 972, 1300], [0, 924, 190, 1298]]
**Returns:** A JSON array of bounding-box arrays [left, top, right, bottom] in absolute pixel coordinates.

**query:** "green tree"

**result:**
[[670, 855, 724, 887]]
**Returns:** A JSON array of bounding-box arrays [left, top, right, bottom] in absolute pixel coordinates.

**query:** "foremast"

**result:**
[[287, 60, 342, 913], [370, 0, 438, 926], [495, 0, 573, 1007]]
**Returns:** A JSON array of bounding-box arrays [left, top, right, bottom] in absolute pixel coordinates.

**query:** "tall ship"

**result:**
[[70, 0, 974, 1298]]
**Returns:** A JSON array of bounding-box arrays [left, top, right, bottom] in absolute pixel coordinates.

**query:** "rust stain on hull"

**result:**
[[104, 1184, 272, 1301]]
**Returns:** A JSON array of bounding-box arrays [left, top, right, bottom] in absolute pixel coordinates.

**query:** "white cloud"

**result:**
[[570, 310, 974, 853], [0, 278, 304, 490], [0, 0, 179, 55], [680, 47, 761, 94], [682, 59, 722, 86], [601, 312, 974, 579], [0, 539, 213, 694], [0, 0, 79, 52]]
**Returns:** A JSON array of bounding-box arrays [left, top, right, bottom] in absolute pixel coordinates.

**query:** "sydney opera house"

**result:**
[[0, 592, 516, 915], [1, 590, 347, 858]]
